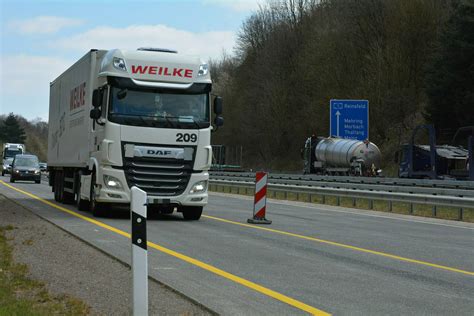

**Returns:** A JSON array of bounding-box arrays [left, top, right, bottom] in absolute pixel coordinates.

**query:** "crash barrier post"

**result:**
[[131, 187, 148, 316], [248, 172, 272, 224]]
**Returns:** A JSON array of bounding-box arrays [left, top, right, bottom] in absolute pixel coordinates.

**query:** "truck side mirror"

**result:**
[[214, 116, 224, 127], [92, 89, 102, 108], [90, 108, 101, 120], [213, 97, 223, 115]]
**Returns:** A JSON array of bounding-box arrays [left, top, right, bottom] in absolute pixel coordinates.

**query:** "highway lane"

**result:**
[[1, 176, 473, 315]]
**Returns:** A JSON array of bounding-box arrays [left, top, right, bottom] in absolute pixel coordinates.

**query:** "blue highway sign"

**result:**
[[330, 99, 369, 140]]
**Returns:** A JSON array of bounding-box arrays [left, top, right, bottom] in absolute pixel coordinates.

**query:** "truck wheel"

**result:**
[[54, 171, 64, 202], [10, 177, 14, 183], [181, 206, 203, 221], [90, 172, 105, 217], [54, 178, 61, 201], [1, 171, 4, 176], [35, 179, 41, 184], [53, 172, 59, 201]]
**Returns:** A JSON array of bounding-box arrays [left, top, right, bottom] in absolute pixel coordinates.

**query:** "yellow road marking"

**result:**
[[1, 181, 130, 238], [202, 215, 474, 277], [0, 181, 330, 315]]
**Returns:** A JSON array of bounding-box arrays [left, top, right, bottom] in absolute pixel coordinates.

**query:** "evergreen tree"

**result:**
[[0, 113, 27, 143], [425, 0, 474, 138]]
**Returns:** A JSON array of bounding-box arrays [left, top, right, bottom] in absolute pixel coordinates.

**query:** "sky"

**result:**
[[0, 0, 261, 121]]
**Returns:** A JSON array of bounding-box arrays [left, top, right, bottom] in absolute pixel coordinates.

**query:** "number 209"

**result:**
[[176, 133, 197, 143]]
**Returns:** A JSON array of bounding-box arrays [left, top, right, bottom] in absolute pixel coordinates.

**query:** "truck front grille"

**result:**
[[123, 157, 193, 196]]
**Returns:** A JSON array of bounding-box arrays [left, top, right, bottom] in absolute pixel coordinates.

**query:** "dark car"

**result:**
[[39, 162, 47, 172], [10, 154, 41, 183]]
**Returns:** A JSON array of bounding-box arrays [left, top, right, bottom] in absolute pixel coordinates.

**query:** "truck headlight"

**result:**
[[189, 180, 207, 194], [104, 175, 123, 189], [14, 169, 20, 174], [34, 170, 40, 174], [113, 57, 127, 71]]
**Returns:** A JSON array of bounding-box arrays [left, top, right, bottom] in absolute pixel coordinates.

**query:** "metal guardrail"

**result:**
[[210, 175, 474, 198], [208, 179, 474, 221], [210, 172, 474, 190]]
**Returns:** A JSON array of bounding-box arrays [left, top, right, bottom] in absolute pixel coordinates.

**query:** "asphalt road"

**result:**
[[1, 175, 473, 315]]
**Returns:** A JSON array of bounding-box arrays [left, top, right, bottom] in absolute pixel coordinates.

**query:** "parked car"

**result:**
[[39, 162, 47, 172], [10, 154, 41, 183], [2, 157, 14, 176]]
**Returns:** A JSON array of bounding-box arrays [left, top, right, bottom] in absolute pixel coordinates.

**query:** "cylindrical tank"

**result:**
[[315, 138, 381, 168]]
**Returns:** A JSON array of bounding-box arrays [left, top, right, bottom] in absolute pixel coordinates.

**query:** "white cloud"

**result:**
[[202, 0, 262, 12], [8, 16, 84, 35], [0, 23, 238, 120], [0, 55, 73, 121], [1, 55, 71, 93], [52, 24, 236, 60]]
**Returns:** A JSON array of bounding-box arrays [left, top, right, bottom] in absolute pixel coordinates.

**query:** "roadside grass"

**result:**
[[209, 185, 474, 222], [0, 225, 90, 315]]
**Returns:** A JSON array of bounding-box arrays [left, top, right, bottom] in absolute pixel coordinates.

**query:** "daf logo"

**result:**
[[147, 149, 172, 156], [130, 145, 187, 160]]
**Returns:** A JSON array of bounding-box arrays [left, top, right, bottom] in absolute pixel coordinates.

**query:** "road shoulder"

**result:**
[[0, 193, 213, 315]]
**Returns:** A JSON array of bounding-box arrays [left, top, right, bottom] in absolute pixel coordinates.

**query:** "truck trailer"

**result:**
[[48, 48, 223, 219], [397, 125, 473, 180], [302, 136, 382, 176]]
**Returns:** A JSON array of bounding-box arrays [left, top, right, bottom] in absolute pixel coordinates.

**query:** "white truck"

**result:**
[[2, 143, 26, 176], [48, 48, 223, 219]]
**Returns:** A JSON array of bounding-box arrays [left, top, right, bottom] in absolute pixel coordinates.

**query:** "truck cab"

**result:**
[[2, 143, 26, 176]]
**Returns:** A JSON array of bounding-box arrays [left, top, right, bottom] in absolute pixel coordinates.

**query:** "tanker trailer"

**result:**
[[302, 137, 382, 176]]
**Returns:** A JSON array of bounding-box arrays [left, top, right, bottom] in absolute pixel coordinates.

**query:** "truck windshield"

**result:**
[[108, 87, 210, 129], [4, 149, 22, 159]]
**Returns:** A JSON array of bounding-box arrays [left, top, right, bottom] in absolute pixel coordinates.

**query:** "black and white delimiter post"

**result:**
[[131, 187, 148, 316]]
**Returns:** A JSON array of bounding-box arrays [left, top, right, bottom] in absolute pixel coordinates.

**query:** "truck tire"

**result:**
[[90, 172, 105, 217], [10, 177, 14, 183], [53, 172, 59, 201], [1, 171, 4, 176], [181, 206, 203, 221], [54, 170, 74, 203], [53, 171, 63, 202]]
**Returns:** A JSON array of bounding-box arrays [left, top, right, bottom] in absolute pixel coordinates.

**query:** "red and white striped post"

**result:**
[[248, 172, 272, 224]]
